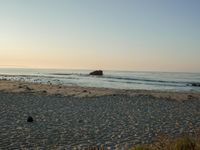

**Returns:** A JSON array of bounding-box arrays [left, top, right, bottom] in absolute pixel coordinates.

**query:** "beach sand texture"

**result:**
[[0, 80, 200, 149]]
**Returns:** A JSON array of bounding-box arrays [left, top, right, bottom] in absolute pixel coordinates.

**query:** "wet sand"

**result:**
[[0, 80, 200, 101], [0, 80, 200, 149]]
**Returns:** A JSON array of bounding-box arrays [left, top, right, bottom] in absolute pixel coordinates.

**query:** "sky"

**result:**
[[0, 0, 200, 72]]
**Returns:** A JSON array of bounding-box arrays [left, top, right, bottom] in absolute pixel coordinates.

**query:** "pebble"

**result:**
[[16, 127, 22, 130], [27, 116, 33, 122]]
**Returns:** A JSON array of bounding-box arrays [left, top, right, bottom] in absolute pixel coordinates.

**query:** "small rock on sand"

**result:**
[[78, 119, 84, 123], [42, 90, 47, 93], [27, 116, 33, 122]]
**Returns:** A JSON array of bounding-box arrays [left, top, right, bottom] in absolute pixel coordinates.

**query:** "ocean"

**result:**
[[0, 68, 200, 92]]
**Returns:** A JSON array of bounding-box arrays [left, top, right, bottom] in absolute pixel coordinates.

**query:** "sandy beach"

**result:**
[[0, 80, 200, 149], [1, 0, 200, 149]]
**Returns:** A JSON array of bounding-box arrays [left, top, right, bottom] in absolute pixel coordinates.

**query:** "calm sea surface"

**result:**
[[0, 68, 200, 92]]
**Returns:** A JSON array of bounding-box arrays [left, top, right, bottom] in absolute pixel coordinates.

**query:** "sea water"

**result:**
[[0, 68, 200, 92]]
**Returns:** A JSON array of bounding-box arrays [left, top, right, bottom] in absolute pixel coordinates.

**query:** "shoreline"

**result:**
[[0, 79, 199, 101]]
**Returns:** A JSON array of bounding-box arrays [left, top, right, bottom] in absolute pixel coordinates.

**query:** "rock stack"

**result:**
[[89, 70, 103, 76]]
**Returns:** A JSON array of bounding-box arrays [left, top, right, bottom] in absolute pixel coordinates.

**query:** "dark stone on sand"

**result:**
[[42, 90, 47, 93], [78, 119, 83, 123], [89, 70, 103, 76], [18, 85, 23, 89], [27, 116, 33, 122]]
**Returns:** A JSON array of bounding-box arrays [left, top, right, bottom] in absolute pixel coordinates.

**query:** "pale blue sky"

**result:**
[[0, 0, 199, 72]]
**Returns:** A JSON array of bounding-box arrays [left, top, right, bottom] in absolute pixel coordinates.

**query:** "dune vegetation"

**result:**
[[88, 132, 200, 150]]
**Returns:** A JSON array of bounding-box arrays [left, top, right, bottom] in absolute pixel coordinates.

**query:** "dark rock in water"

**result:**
[[1, 78, 7, 81], [191, 83, 200, 87], [27, 116, 33, 122], [89, 70, 103, 76]]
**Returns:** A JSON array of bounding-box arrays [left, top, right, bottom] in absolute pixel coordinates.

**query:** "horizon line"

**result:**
[[0, 66, 199, 74]]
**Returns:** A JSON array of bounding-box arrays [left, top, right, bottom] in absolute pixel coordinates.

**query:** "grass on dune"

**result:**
[[130, 134, 199, 150], [88, 132, 200, 150]]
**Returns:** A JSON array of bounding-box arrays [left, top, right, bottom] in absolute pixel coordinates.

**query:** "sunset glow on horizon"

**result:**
[[0, 0, 200, 72]]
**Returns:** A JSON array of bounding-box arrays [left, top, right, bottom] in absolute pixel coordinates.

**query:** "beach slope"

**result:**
[[0, 80, 200, 149]]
